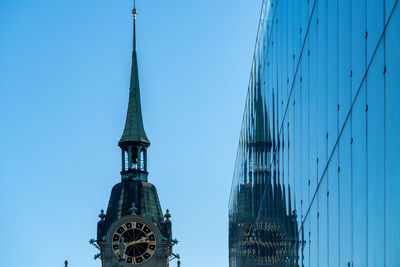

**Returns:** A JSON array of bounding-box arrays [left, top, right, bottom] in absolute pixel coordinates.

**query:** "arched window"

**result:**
[[132, 147, 138, 169], [140, 148, 146, 171], [124, 150, 129, 171]]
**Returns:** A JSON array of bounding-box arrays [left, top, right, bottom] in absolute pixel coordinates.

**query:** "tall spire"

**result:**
[[119, 0, 150, 182], [119, 0, 150, 146]]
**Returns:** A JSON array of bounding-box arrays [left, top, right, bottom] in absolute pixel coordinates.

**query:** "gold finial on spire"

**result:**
[[132, 0, 137, 17], [132, 0, 137, 51]]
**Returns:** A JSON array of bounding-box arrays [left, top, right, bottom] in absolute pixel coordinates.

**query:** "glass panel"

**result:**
[[339, 123, 352, 266], [367, 39, 385, 266], [301, 63, 309, 216], [294, 64, 303, 221], [338, 0, 351, 129], [386, 0, 396, 24], [326, 0, 339, 155], [351, 0, 366, 100], [318, 176, 328, 267], [281, 114, 287, 189], [302, 222, 310, 267], [385, 5, 400, 267], [289, 99, 295, 197], [328, 149, 339, 266], [293, 0, 301, 68], [288, 0, 294, 83], [300, 0, 309, 47], [352, 84, 367, 267], [308, 14, 318, 196], [366, 0, 384, 63], [317, 0, 328, 182], [280, 1, 289, 104], [309, 200, 318, 267], [284, 0, 291, 101]]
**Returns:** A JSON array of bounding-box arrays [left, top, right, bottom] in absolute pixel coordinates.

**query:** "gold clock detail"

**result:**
[[112, 221, 157, 265]]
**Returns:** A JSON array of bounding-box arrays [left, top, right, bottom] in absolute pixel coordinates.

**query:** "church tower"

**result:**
[[96, 3, 173, 267]]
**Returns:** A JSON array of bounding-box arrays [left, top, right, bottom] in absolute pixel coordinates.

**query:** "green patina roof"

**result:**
[[119, 20, 150, 146], [98, 180, 164, 239]]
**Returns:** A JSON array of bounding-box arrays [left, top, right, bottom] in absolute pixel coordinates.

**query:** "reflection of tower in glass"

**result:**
[[229, 65, 299, 267]]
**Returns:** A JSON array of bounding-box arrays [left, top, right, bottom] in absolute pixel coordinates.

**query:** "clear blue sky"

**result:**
[[0, 1, 261, 266]]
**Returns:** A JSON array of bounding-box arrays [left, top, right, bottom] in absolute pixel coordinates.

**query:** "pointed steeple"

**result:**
[[119, 1, 150, 146], [119, 1, 150, 182]]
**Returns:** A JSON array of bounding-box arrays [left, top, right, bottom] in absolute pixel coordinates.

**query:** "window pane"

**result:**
[[351, 0, 366, 98], [328, 149, 339, 266], [318, 177, 328, 267], [339, 123, 352, 266], [338, 0, 351, 129], [366, 0, 384, 62], [384, 5, 400, 267], [309, 202, 319, 267], [317, 0, 328, 178], [367, 39, 385, 267], [352, 84, 367, 267], [327, 0, 339, 154], [309, 14, 318, 196]]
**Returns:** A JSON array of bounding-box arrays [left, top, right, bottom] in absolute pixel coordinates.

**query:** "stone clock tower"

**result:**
[[96, 3, 173, 267]]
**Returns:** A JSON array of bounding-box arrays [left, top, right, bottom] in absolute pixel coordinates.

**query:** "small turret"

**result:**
[[98, 209, 106, 220]]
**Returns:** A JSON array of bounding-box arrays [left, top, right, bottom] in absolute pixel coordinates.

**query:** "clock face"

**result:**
[[112, 221, 157, 265]]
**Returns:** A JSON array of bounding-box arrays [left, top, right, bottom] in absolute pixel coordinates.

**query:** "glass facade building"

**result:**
[[228, 0, 400, 266]]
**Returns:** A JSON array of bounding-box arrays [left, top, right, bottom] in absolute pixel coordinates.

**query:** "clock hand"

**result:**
[[126, 237, 147, 246], [138, 240, 156, 244], [126, 238, 156, 246]]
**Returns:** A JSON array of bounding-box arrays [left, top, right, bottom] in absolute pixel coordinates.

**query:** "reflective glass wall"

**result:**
[[228, 0, 400, 266]]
